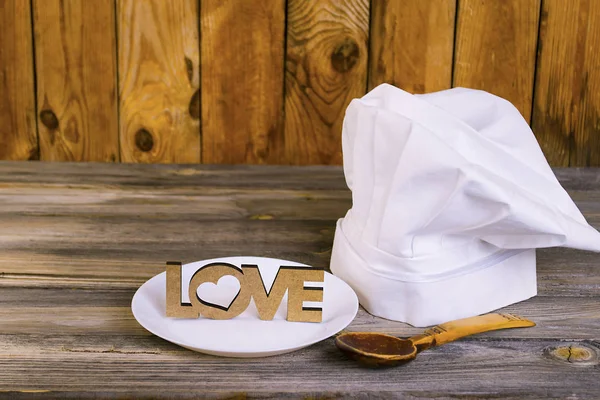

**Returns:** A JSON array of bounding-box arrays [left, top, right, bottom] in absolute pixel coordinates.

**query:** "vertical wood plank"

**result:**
[[532, 0, 600, 167], [284, 0, 369, 165], [200, 0, 286, 164], [369, 0, 456, 93], [118, 0, 200, 163], [453, 0, 541, 121], [33, 0, 118, 162], [0, 0, 37, 160]]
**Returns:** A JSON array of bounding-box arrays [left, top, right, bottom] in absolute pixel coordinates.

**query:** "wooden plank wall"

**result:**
[[1, 0, 599, 166], [33, 0, 119, 162]]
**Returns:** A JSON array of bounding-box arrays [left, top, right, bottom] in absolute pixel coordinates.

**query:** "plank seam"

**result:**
[[113, 0, 121, 163], [29, 0, 40, 161], [365, 0, 373, 92], [450, 0, 460, 88], [281, 0, 289, 165], [197, 0, 202, 164], [530, 0, 544, 133]]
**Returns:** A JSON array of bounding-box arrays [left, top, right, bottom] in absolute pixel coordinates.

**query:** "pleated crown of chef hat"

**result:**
[[330, 83, 600, 327]]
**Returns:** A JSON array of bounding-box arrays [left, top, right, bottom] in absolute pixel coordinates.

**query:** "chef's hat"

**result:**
[[330, 84, 600, 327]]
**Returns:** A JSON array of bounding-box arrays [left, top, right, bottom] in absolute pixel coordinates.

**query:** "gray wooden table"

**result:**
[[1, 161, 599, 399]]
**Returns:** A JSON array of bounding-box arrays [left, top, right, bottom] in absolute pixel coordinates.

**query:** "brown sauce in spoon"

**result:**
[[337, 332, 415, 357]]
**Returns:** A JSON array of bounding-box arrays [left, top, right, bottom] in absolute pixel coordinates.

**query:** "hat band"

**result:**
[[330, 219, 537, 326]]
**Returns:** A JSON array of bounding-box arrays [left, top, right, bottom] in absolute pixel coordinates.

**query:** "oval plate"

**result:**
[[131, 256, 358, 357]]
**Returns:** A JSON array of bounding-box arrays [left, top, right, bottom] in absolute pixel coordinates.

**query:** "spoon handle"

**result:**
[[409, 313, 535, 351]]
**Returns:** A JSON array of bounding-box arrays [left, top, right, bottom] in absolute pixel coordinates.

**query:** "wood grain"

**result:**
[[0, 185, 351, 220], [0, 0, 38, 160], [0, 336, 599, 398], [0, 160, 349, 190], [532, 0, 600, 167], [369, 0, 456, 93], [1, 161, 600, 398], [453, 0, 541, 121], [33, 0, 118, 162], [118, 0, 200, 163], [4, 161, 600, 192], [284, 0, 369, 165], [1, 295, 599, 340], [200, 0, 286, 164]]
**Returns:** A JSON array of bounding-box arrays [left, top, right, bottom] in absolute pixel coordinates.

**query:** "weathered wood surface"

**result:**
[[283, 0, 369, 165], [369, 0, 456, 93], [117, 0, 200, 163], [1, 162, 600, 398], [453, 0, 541, 121], [0, 0, 37, 160], [33, 0, 119, 162], [532, 0, 600, 167], [200, 0, 286, 164], [3, 0, 600, 167]]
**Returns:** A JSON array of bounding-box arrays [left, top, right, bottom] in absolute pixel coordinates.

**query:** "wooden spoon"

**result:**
[[335, 313, 535, 367]]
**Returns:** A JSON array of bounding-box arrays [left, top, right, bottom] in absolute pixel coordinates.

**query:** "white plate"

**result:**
[[131, 256, 358, 357]]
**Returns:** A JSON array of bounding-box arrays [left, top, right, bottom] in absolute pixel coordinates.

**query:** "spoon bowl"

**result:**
[[335, 332, 417, 367]]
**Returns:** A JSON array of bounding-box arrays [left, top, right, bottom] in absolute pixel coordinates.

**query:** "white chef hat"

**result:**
[[330, 83, 600, 327]]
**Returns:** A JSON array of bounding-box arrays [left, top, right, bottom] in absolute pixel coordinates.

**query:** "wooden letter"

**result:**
[[242, 264, 290, 321], [166, 261, 198, 318], [166, 262, 325, 322], [286, 269, 324, 323], [188, 262, 251, 320], [243, 265, 324, 322]]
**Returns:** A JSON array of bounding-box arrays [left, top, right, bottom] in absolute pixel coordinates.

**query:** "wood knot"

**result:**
[[39, 109, 59, 130], [331, 38, 360, 73], [185, 56, 194, 84], [189, 89, 200, 120], [544, 343, 599, 366], [135, 129, 154, 152]]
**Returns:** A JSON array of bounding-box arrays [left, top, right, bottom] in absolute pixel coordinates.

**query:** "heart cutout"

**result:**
[[196, 275, 241, 310]]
